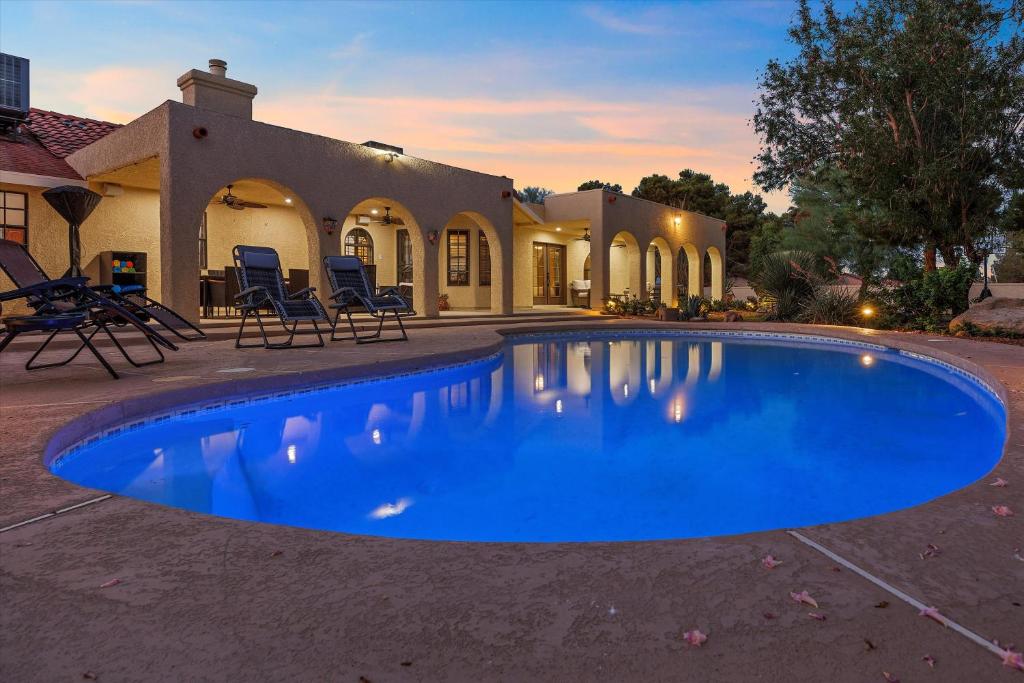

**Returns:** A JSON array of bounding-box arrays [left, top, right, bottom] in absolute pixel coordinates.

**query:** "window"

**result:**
[[198, 212, 208, 270], [478, 231, 491, 286], [0, 190, 28, 244], [345, 228, 374, 264], [583, 254, 591, 281], [396, 229, 413, 284], [447, 230, 469, 286]]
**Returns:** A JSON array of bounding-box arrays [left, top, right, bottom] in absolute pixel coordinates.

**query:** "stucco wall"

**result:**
[[511, 226, 588, 308], [439, 215, 491, 310], [204, 203, 309, 276]]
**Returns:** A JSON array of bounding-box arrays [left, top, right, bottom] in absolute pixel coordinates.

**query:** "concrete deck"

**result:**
[[1, 319, 1021, 682]]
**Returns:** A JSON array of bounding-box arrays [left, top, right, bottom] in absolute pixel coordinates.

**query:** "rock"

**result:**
[[656, 306, 681, 321], [949, 297, 1024, 334], [724, 311, 743, 322]]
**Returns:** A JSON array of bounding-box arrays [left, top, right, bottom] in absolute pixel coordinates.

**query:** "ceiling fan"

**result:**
[[371, 206, 405, 226], [574, 226, 592, 242], [216, 184, 267, 211]]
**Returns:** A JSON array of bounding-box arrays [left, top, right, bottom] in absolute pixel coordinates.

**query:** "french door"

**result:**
[[532, 242, 566, 305]]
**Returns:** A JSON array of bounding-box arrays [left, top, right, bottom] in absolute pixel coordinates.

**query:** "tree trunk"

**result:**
[[939, 245, 959, 268], [923, 245, 937, 271]]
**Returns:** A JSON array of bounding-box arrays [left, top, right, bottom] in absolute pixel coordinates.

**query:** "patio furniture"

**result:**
[[232, 245, 328, 349], [91, 282, 205, 341], [323, 255, 414, 343], [287, 268, 309, 293], [570, 279, 591, 308], [0, 239, 177, 379]]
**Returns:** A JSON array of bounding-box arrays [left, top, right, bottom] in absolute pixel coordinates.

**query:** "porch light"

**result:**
[[674, 215, 682, 226], [370, 208, 379, 215], [860, 305, 875, 318], [322, 216, 338, 235], [284, 197, 292, 204], [555, 226, 562, 232]]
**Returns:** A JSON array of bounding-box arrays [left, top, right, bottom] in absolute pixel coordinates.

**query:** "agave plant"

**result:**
[[801, 286, 859, 325], [685, 294, 706, 318], [752, 250, 826, 321]]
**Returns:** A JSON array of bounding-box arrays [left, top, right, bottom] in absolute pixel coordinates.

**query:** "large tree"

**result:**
[[516, 186, 555, 204], [577, 179, 623, 192], [753, 0, 1024, 270]]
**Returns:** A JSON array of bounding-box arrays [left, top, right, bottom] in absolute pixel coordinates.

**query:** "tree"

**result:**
[[753, 0, 1024, 271], [577, 179, 623, 193], [517, 186, 555, 204], [995, 233, 1024, 281]]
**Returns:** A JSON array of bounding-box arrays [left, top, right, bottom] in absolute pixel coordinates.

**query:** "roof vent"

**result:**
[[0, 53, 30, 129], [208, 59, 227, 77]]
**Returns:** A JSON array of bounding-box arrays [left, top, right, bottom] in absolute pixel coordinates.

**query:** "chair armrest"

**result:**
[[287, 287, 316, 300], [377, 285, 402, 297], [234, 286, 269, 303], [329, 286, 358, 302], [0, 277, 89, 302]]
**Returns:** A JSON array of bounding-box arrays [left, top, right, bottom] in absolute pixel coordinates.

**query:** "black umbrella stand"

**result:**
[[42, 185, 103, 277]]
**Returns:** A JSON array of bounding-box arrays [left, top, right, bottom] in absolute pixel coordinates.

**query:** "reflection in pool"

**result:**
[[52, 334, 1005, 542]]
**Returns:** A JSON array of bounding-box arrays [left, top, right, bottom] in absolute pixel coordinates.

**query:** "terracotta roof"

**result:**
[[0, 108, 120, 180], [24, 108, 120, 158]]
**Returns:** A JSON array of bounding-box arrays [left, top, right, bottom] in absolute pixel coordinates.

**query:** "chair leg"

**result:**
[[0, 330, 20, 354], [329, 309, 348, 342], [74, 328, 120, 379], [23, 326, 120, 378], [235, 309, 272, 349], [98, 324, 165, 368]]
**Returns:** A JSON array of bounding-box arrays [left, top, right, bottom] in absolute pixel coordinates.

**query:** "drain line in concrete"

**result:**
[[787, 530, 1007, 660], [0, 495, 113, 534]]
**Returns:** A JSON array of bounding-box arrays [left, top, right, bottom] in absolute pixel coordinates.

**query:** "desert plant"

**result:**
[[684, 294, 706, 318], [753, 250, 828, 321], [801, 286, 859, 325]]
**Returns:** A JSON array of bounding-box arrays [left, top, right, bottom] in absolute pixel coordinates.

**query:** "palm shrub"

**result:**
[[752, 250, 827, 321], [801, 286, 858, 325], [684, 294, 706, 318]]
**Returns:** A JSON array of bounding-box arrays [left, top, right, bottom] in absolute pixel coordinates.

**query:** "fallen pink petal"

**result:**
[[992, 505, 1014, 517], [989, 477, 1008, 487], [918, 606, 945, 625], [1003, 649, 1024, 671], [682, 629, 708, 648], [761, 554, 783, 569], [808, 612, 827, 621], [790, 590, 819, 608], [922, 655, 935, 668], [99, 578, 121, 589], [882, 672, 900, 683]]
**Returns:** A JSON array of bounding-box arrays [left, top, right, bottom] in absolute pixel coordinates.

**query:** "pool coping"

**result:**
[[44, 321, 1008, 473]]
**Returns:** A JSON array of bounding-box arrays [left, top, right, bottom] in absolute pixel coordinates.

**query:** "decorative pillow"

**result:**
[[571, 280, 590, 291]]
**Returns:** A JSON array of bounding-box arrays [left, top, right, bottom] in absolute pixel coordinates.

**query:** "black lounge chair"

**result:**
[[323, 255, 414, 343], [0, 239, 177, 379], [92, 282, 205, 341], [232, 245, 328, 349]]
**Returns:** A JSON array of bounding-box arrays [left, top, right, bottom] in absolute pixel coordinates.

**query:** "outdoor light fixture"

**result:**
[[322, 216, 338, 235], [608, 195, 617, 203], [370, 208, 379, 215], [192, 126, 208, 139], [861, 305, 875, 318], [363, 140, 402, 163], [501, 190, 513, 199], [673, 215, 682, 226], [372, 429, 382, 445], [287, 445, 296, 464], [555, 226, 562, 232], [427, 230, 440, 245], [284, 197, 292, 204]]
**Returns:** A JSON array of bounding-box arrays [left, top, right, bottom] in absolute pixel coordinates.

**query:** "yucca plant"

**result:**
[[801, 286, 859, 325], [685, 294, 706, 318], [753, 250, 826, 321]]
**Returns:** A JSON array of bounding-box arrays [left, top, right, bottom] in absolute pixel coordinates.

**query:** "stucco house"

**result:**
[[0, 57, 726, 321]]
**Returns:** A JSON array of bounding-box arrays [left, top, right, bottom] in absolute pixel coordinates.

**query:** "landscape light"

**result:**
[[861, 305, 875, 317]]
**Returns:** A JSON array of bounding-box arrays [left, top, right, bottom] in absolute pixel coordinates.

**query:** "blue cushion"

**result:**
[[242, 250, 280, 270], [325, 256, 362, 272]]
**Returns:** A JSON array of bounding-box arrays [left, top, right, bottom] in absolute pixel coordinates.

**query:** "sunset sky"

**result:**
[[1, 0, 818, 213]]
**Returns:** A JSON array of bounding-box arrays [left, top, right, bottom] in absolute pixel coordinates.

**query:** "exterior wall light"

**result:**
[[427, 229, 440, 245], [501, 190, 513, 199], [284, 197, 292, 204], [673, 215, 682, 226], [608, 195, 617, 203], [322, 216, 338, 235]]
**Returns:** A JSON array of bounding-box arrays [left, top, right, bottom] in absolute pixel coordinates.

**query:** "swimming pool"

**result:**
[[51, 332, 1006, 542]]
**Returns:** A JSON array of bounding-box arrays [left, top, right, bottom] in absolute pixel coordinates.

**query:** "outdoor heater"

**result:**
[[42, 185, 103, 277]]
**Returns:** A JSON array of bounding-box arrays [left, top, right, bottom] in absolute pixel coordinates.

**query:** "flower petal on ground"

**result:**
[[992, 505, 1014, 517], [808, 612, 827, 621], [682, 629, 707, 647], [919, 606, 945, 625], [990, 477, 1008, 487], [1003, 649, 1024, 671], [882, 672, 899, 682], [761, 554, 783, 569], [790, 590, 819, 608], [99, 578, 121, 588], [922, 655, 936, 668]]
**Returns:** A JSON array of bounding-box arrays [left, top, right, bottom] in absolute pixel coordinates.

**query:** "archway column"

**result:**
[[159, 162, 203, 323], [415, 226, 440, 318]]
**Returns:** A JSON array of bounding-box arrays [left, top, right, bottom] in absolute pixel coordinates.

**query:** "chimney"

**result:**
[[176, 58, 257, 119]]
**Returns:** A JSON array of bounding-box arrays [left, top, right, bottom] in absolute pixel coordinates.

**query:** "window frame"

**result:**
[[447, 229, 470, 286], [344, 227, 375, 265], [478, 230, 491, 286], [0, 190, 29, 246]]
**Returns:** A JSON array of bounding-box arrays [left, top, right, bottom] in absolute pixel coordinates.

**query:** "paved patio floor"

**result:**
[[1, 319, 1021, 682]]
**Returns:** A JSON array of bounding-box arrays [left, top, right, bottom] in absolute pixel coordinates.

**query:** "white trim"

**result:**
[[0, 170, 87, 188]]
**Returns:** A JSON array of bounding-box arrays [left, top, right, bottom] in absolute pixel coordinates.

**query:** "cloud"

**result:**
[[32, 64, 176, 123], [580, 4, 679, 36], [329, 31, 373, 61]]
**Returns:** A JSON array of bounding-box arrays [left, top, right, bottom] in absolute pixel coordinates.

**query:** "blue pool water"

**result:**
[[51, 333, 1005, 542]]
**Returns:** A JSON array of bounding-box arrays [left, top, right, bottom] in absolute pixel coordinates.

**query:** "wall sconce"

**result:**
[[381, 152, 398, 163], [322, 216, 338, 235], [501, 190, 512, 199], [673, 215, 682, 227], [607, 195, 617, 203], [427, 230, 440, 245], [192, 126, 208, 139]]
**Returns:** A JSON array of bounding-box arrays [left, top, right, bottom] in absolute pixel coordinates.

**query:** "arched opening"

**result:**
[[608, 230, 641, 300], [198, 179, 314, 319], [583, 254, 591, 281], [647, 237, 674, 306], [343, 228, 373, 264], [706, 246, 724, 300], [438, 210, 504, 313], [339, 198, 425, 314], [677, 244, 700, 303]]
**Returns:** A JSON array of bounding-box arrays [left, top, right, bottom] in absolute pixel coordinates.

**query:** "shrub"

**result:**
[[684, 294, 706, 318], [801, 286, 859, 325], [753, 250, 827, 321], [875, 262, 976, 330], [605, 294, 657, 316]]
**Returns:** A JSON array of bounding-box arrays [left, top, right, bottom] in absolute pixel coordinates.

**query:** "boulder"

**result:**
[[724, 311, 743, 323], [949, 297, 1024, 334]]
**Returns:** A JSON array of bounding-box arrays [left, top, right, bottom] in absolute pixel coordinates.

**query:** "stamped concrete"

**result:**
[[1, 319, 1021, 682]]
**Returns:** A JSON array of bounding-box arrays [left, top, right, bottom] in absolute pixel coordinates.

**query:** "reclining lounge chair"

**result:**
[[232, 245, 328, 349], [323, 255, 414, 343], [92, 282, 205, 341], [0, 239, 177, 379]]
